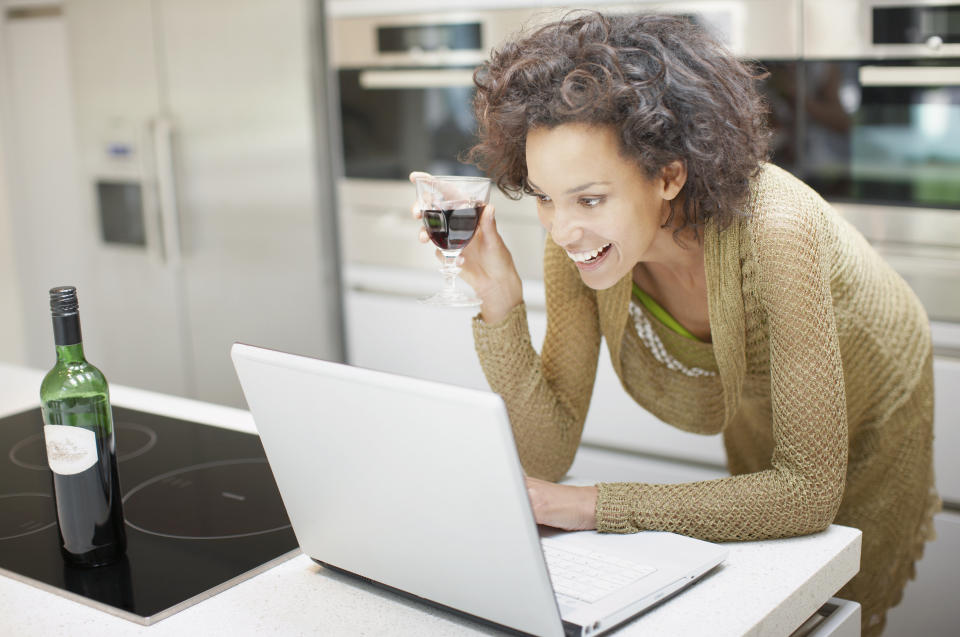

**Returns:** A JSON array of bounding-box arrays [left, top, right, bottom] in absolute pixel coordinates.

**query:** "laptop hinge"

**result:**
[[562, 619, 586, 637]]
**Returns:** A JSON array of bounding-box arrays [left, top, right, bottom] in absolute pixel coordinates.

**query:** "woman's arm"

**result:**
[[473, 236, 603, 482], [595, 208, 848, 541]]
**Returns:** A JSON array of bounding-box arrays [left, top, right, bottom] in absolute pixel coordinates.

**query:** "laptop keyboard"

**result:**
[[541, 541, 657, 604]]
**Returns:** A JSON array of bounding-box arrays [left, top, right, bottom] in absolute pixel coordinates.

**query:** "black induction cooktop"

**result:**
[[0, 406, 299, 625]]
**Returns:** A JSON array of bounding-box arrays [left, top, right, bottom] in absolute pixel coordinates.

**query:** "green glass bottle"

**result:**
[[40, 286, 126, 567]]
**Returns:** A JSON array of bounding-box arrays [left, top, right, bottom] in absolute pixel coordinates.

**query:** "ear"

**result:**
[[659, 160, 687, 201]]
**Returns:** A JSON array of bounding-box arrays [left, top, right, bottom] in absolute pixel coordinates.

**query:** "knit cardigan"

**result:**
[[472, 163, 938, 633]]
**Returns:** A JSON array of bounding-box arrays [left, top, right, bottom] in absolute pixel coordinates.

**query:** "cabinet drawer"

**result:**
[[345, 289, 488, 390], [791, 598, 861, 637], [567, 445, 727, 484]]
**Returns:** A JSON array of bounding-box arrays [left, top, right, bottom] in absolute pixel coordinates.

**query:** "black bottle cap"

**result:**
[[50, 286, 79, 317], [50, 287, 82, 346]]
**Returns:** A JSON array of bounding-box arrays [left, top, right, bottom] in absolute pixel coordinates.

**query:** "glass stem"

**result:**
[[440, 251, 460, 295]]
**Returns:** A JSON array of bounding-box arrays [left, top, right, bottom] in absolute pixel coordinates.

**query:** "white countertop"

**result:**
[[0, 362, 861, 636]]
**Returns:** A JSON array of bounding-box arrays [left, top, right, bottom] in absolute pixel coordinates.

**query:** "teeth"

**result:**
[[566, 243, 610, 263]]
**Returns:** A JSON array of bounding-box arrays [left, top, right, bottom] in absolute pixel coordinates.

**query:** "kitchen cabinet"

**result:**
[[932, 356, 960, 505], [0, 8, 88, 367], [567, 445, 728, 485], [346, 267, 958, 487], [345, 265, 727, 469], [344, 265, 546, 390], [882, 511, 960, 636]]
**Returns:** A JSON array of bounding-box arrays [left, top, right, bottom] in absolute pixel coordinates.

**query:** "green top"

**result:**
[[631, 282, 701, 341]]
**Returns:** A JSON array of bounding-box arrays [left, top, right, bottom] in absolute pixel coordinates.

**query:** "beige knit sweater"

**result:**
[[472, 163, 939, 634]]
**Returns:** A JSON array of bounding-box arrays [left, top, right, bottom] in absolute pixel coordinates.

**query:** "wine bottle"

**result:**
[[40, 286, 126, 567]]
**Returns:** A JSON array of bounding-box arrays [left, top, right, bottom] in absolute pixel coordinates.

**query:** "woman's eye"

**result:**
[[579, 197, 603, 208], [534, 193, 552, 204]]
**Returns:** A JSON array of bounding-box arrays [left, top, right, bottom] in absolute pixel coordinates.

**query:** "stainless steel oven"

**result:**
[[796, 0, 960, 209], [335, 20, 486, 181], [782, 0, 960, 324], [329, 9, 549, 278]]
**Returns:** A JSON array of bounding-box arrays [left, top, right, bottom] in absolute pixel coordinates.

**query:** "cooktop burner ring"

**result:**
[[0, 405, 299, 624], [8, 435, 45, 471], [0, 492, 57, 541], [112, 421, 158, 462], [9, 421, 158, 471], [121, 458, 292, 540]]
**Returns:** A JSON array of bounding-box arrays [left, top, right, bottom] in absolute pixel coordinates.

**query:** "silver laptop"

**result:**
[[231, 343, 726, 637]]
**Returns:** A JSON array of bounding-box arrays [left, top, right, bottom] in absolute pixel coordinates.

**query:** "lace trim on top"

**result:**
[[628, 300, 717, 377]]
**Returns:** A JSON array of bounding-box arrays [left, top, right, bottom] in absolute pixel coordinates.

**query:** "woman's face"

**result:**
[[525, 123, 685, 290]]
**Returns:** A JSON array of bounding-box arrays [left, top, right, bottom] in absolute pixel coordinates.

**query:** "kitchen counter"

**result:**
[[0, 363, 861, 636]]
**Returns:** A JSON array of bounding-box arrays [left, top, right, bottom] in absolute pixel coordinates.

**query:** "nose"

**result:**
[[542, 205, 583, 248]]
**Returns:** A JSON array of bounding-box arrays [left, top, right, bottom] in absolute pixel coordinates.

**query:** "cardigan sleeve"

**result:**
[[595, 203, 848, 541], [472, 236, 602, 481]]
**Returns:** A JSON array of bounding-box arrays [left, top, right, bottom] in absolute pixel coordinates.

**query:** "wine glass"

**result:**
[[415, 175, 491, 307]]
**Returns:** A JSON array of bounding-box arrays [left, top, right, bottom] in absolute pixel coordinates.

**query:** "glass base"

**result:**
[[418, 289, 482, 308]]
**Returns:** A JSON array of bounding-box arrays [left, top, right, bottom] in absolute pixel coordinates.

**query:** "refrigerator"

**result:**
[[4, 0, 343, 407]]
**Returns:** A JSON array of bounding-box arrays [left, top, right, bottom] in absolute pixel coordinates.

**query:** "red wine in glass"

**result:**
[[414, 175, 490, 307], [422, 205, 483, 251]]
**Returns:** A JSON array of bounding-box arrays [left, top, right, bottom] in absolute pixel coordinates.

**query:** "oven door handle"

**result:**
[[358, 69, 476, 90], [859, 65, 960, 87]]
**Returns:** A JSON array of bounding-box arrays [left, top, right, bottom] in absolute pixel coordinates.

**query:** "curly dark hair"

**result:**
[[468, 11, 770, 235]]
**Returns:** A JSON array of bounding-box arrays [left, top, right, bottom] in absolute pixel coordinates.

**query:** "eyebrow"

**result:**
[[527, 179, 612, 195]]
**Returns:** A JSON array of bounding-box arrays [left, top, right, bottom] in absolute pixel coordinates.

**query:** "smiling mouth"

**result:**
[[566, 243, 612, 264]]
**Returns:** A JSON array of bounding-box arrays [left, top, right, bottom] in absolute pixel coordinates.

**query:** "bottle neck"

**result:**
[[52, 314, 85, 362], [56, 342, 86, 364]]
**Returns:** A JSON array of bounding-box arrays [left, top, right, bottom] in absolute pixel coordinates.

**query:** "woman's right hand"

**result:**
[[410, 172, 523, 323]]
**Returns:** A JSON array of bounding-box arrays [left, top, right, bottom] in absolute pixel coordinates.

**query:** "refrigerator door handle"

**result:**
[[151, 116, 182, 267]]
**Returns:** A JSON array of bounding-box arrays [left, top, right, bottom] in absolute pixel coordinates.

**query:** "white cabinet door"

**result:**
[[345, 282, 726, 467], [567, 445, 727, 485], [933, 357, 960, 504], [883, 511, 960, 635], [345, 289, 489, 389]]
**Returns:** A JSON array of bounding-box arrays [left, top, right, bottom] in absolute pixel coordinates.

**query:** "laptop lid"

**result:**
[[231, 343, 566, 636]]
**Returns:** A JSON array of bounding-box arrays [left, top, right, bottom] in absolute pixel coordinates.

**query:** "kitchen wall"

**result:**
[[0, 8, 26, 367], [0, 2, 92, 370], [0, 142, 26, 367]]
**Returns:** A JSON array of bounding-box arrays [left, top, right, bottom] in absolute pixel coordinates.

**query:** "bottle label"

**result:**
[[43, 425, 98, 475]]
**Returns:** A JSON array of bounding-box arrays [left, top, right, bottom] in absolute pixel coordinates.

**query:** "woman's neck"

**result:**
[[635, 225, 706, 293]]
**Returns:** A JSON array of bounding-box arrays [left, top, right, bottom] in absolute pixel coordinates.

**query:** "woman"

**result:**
[[412, 12, 938, 636]]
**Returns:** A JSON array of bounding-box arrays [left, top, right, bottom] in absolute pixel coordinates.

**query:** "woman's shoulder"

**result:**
[[741, 163, 836, 247], [747, 163, 830, 218]]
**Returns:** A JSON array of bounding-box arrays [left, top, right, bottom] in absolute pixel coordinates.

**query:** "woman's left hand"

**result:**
[[525, 477, 599, 531]]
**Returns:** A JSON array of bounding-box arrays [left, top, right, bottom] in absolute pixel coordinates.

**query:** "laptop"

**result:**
[[231, 343, 727, 637]]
